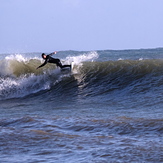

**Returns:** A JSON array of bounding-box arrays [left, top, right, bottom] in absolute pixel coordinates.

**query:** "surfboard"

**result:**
[[60, 62, 74, 72]]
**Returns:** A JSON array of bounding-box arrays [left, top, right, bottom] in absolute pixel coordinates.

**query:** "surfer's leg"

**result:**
[[55, 60, 63, 68], [56, 60, 71, 69]]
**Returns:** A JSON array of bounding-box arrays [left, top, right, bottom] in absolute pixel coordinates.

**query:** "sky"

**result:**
[[0, 0, 163, 53]]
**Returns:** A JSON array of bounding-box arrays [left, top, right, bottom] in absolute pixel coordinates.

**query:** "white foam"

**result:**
[[64, 51, 99, 73], [139, 58, 143, 60], [0, 73, 50, 99], [5, 54, 27, 62], [5, 54, 40, 62], [65, 51, 99, 64]]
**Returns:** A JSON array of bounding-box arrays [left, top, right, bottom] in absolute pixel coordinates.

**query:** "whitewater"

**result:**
[[0, 48, 163, 163]]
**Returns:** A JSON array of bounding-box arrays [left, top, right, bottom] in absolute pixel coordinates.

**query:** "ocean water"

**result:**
[[0, 48, 163, 163]]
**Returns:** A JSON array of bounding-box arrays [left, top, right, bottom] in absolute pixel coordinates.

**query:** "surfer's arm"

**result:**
[[36, 60, 48, 69], [49, 51, 57, 56]]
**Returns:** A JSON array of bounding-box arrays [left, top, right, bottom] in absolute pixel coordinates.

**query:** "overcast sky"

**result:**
[[0, 0, 163, 53]]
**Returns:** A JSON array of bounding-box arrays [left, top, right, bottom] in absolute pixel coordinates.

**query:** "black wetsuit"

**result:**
[[37, 54, 71, 69]]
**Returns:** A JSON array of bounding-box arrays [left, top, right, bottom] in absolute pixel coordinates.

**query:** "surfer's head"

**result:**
[[42, 53, 46, 59]]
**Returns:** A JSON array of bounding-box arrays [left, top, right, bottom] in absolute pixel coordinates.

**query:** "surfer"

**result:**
[[36, 52, 71, 69]]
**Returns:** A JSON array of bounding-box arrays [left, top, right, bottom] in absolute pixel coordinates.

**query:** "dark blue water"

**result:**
[[0, 49, 163, 162]]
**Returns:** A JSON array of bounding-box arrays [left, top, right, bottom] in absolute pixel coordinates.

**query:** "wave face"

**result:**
[[0, 49, 163, 103]]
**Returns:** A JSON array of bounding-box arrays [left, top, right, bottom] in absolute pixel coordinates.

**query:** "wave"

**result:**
[[0, 52, 98, 100], [1, 52, 163, 100]]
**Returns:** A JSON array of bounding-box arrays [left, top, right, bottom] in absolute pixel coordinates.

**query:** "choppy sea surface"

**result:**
[[0, 48, 163, 163]]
